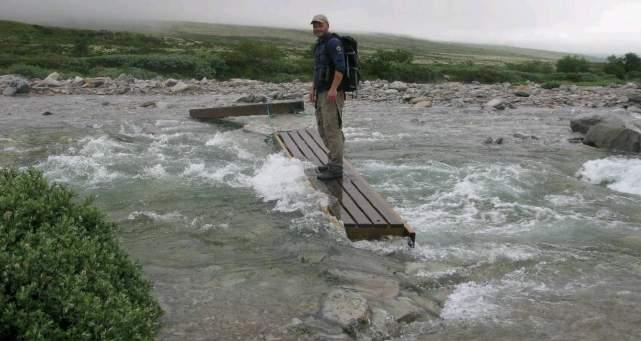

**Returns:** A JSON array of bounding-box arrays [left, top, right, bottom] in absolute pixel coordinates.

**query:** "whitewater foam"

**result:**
[[248, 153, 322, 212], [442, 269, 548, 322], [578, 157, 641, 197]]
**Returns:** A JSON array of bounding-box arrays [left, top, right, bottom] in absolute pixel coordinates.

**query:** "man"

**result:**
[[310, 14, 346, 181]]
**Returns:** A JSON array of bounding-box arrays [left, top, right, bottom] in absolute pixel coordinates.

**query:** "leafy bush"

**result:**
[[506, 61, 554, 74], [368, 49, 414, 64], [604, 55, 626, 79], [0, 169, 162, 341], [2, 64, 50, 79], [439, 64, 523, 83], [556, 55, 590, 73], [87, 66, 159, 79], [605, 53, 641, 79], [623, 53, 641, 73], [222, 41, 291, 80]]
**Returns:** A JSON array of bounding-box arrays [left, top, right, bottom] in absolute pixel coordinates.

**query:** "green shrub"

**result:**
[[506, 61, 554, 74], [87, 66, 160, 79], [0, 169, 162, 341], [222, 41, 289, 80], [439, 64, 523, 83], [556, 55, 590, 73], [3, 64, 50, 79]]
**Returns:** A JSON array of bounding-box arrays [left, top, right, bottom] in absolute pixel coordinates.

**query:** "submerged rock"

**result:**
[[321, 289, 369, 336]]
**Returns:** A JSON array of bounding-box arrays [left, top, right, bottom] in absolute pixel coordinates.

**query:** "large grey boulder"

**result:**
[[570, 113, 625, 134], [484, 98, 507, 110], [41, 72, 63, 87], [389, 81, 408, 91], [627, 91, 641, 104], [584, 123, 641, 153], [169, 81, 194, 93], [2, 77, 30, 96], [571, 113, 641, 152], [3, 87, 17, 96]]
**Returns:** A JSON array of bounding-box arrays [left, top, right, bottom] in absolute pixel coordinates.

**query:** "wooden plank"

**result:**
[[283, 133, 371, 226], [348, 174, 406, 226], [275, 128, 415, 245], [334, 182, 372, 226], [295, 129, 392, 227], [278, 132, 306, 160], [298, 130, 329, 164], [190, 100, 304, 119], [309, 128, 405, 226], [278, 132, 359, 228], [305, 128, 330, 154], [341, 178, 390, 227], [291, 131, 379, 226], [286, 131, 322, 166]]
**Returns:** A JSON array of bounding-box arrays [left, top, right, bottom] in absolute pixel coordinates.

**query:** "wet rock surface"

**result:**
[[571, 112, 641, 153]]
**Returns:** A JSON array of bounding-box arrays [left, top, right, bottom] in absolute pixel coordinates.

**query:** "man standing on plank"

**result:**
[[309, 14, 346, 181]]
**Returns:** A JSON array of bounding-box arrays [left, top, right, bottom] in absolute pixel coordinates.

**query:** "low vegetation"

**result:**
[[0, 20, 639, 86], [0, 169, 162, 340]]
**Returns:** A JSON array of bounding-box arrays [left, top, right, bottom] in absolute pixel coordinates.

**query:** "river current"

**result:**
[[1, 94, 640, 340]]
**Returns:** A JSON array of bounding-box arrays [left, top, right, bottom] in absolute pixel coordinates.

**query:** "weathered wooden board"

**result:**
[[190, 100, 304, 119], [274, 129, 416, 246]]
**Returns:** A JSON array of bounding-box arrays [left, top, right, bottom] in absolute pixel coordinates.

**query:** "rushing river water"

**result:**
[[2, 94, 641, 340]]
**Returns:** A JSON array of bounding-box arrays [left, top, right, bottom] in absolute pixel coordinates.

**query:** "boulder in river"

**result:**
[[321, 289, 369, 336], [571, 113, 641, 153], [485, 98, 507, 110], [584, 123, 641, 153]]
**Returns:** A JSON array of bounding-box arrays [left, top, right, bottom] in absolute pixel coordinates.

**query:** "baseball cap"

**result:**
[[310, 14, 329, 24]]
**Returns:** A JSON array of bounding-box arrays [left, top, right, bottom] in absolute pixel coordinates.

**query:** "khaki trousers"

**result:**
[[315, 91, 345, 171]]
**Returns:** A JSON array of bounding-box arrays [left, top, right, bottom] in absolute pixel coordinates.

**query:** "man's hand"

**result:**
[[309, 87, 316, 103], [327, 88, 338, 103]]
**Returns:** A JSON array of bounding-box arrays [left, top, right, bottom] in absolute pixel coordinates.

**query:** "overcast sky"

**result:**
[[2, 0, 641, 55]]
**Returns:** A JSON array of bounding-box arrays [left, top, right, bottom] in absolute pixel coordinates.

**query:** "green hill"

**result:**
[[0, 19, 624, 85], [46, 19, 572, 63]]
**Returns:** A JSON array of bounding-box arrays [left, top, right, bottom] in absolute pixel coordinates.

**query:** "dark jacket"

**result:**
[[313, 33, 346, 92]]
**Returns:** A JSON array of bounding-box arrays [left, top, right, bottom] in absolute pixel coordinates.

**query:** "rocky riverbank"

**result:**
[[3, 73, 641, 111]]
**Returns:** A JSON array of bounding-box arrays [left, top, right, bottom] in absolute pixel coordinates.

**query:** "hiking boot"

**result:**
[[316, 165, 329, 173], [317, 169, 343, 181]]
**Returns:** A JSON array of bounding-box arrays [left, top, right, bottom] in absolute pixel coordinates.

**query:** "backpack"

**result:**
[[328, 33, 361, 92]]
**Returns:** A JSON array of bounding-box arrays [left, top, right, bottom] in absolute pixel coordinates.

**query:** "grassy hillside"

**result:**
[[87, 20, 572, 64], [0, 19, 628, 85]]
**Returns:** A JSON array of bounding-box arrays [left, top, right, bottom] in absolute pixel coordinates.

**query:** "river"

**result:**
[[1, 94, 640, 340]]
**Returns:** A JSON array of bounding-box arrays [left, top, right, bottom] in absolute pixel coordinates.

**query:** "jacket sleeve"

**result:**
[[327, 37, 346, 74]]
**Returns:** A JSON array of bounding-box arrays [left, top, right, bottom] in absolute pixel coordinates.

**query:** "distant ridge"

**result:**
[[0, 17, 582, 63]]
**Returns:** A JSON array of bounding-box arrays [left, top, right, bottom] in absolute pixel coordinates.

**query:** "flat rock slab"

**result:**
[[321, 289, 370, 333]]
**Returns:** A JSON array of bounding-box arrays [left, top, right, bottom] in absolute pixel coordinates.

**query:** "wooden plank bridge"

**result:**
[[190, 101, 304, 119], [275, 128, 416, 246]]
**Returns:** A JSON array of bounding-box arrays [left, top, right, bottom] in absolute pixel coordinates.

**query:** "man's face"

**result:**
[[312, 21, 329, 38]]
